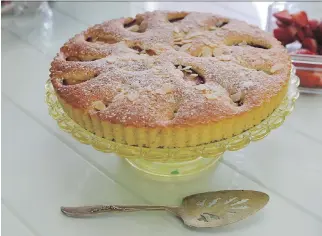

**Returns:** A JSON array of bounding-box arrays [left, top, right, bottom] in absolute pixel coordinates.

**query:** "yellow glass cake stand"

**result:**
[[45, 68, 299, 179]]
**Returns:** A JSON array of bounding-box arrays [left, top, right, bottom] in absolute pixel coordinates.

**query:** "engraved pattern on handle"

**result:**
[[61, 205, 178, 217]]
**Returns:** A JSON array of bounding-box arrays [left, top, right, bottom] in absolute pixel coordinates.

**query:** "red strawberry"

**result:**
[[286, 25, 297, 37], [276, 20, 288, 28], [302, 38, 318, 53], [292, 11, 309, 27], [315, 31, 322, 45], [293, 49, 316, 55], [273, 10, 293, 24], [297, 70, 322, 88], [318, 21, 322, 32], [296, 28, 305, 42], [273, 27, 296, 45], [318, 47, 322, 55], [315, 22, 322, 44], [303, 25, 313, 37], [314, 32, 321, 43], [308, 19, 319, 31], [317, 74, 322, 87]]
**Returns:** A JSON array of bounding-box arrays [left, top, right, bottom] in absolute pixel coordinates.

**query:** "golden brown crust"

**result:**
[[50, 10, 291, 128]]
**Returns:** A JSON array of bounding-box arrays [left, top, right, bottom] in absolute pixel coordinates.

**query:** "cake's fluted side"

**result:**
[[56, 82, 288, 148]]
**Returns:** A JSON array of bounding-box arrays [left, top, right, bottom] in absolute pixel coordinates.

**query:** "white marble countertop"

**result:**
[[2, 2, 322, 235]]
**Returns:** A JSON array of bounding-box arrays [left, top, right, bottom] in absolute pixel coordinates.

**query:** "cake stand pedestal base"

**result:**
[[125, 155, 222, 180]]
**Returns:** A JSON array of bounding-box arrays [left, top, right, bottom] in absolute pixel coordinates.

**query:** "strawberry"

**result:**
[[296, 70, 322, 88], [286, 25, 297, 37], [296, 28, 305, 42], [318, 46, 322, 55], [319, 47, 322, 55], [302, 38, 318, 53], [294, 67, 322, 88], [315, 22, 322, 44], [317, 75, 322, 87], [315, 31, 322, 45], [297, 71, 315, 87], [292, 11, 309, 27], [308, 19, 319, 31], [276, 20, 288, 28], [293, 49, 316, 55], [303, 25, 313, 37], [273, 10, 293, 24], [273, 27, 296, 45]]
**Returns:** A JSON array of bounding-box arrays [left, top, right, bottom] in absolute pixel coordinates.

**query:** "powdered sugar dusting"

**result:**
[[50, 10, 291, 127]]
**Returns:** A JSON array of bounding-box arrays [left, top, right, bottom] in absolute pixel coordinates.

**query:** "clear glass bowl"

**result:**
[[266, 2, 322, 94], [45, 69, 299, 179]]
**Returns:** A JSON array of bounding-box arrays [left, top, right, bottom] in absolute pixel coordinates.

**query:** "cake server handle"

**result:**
[[61, 205, 179, 217]]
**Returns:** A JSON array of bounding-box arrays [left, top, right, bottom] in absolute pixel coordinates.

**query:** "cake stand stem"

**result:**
[[124, 155, 223, 180]]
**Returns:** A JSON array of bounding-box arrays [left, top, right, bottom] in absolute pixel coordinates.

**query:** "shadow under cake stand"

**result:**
[[45, 68, 299, 180]]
